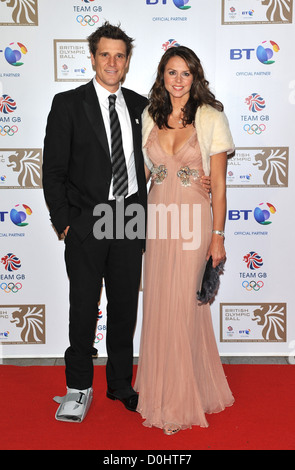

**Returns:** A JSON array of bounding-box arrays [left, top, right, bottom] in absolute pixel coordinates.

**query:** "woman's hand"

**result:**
[[207, 233, 226, 268]]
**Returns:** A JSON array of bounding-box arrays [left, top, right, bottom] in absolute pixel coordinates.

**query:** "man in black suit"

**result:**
[[43, 22, 148, 422]]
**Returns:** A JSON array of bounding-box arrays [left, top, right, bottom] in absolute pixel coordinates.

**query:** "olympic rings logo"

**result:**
[[76, 15, 99, 26], [94, 332, 104, 343], [242, 280, 264, 291], [243, 124, 266, 135], [0, 125, 18, 136], [0, 282, 22, 293]]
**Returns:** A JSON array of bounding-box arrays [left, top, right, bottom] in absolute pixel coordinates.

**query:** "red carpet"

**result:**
[[0, 364, 294, 451]]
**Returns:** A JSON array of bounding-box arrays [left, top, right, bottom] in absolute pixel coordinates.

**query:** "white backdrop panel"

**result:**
[[0, 0, 294, 358]]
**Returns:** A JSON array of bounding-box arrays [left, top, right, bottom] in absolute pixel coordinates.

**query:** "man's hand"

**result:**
[[61, 226, 70, 239], [201, 175, 211, 193]]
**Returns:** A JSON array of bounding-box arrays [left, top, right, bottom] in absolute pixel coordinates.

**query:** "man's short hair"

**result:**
[[87, 21, 134, 57]]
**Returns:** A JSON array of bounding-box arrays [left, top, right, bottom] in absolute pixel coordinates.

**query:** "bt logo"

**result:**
[[229, 209, 252, 221], [1, 42, 28, 66], [229, 203, 276, 225], [230, 40, 280, 64], [146, 0, 191, 9], [0, 204, 32, 226], [254, 202, 276, 225], [10, 204, 32, 226]]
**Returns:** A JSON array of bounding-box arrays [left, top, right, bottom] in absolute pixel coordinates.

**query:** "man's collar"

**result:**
[[92, 77, 123, 103]]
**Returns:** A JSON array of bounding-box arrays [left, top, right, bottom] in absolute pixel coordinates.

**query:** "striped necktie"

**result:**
[[108, 94, 128, 197]]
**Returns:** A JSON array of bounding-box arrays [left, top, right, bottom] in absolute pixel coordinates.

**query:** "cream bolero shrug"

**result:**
[[142, 104, 235, 176]]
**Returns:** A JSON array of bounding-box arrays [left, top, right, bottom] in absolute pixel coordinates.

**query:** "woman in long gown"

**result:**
[[134, 46, 235, 435]]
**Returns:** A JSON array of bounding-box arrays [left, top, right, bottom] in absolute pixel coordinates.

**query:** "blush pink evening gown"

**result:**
[[134, 126, 234, 429]]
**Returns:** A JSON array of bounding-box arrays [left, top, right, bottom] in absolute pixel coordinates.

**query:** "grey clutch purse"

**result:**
[[197, 256, 225, 304]]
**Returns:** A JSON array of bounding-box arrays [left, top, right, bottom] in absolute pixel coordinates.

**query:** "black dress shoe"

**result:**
[[106, 388, 138, 412]]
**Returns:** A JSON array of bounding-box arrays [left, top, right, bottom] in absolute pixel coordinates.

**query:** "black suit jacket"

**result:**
[[43, 81, 148, 242]]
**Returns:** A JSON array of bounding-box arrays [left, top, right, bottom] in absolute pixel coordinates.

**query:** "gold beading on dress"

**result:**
[[177, 166, 199, 186]]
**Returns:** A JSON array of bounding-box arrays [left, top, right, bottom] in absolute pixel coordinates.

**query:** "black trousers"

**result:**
[[64, 194, 143, 391]]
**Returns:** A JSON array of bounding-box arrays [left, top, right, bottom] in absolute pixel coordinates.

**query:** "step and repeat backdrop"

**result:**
[[0, 0, 294, 359]]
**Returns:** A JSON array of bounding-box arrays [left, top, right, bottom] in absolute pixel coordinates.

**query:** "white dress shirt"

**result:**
[[92, 77, 138, 199]]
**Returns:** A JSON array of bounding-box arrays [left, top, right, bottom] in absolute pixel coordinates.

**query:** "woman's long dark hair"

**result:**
[[148, 46, 223, 129]]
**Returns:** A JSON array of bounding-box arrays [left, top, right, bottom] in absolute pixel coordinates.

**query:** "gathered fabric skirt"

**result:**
[[134, 126, 234, 429]]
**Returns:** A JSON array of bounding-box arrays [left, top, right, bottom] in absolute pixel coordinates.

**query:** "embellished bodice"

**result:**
[[144, 125, 205, 189]]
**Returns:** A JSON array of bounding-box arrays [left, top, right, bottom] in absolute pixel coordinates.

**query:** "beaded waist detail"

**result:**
[[151, 164, 201, 187]]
